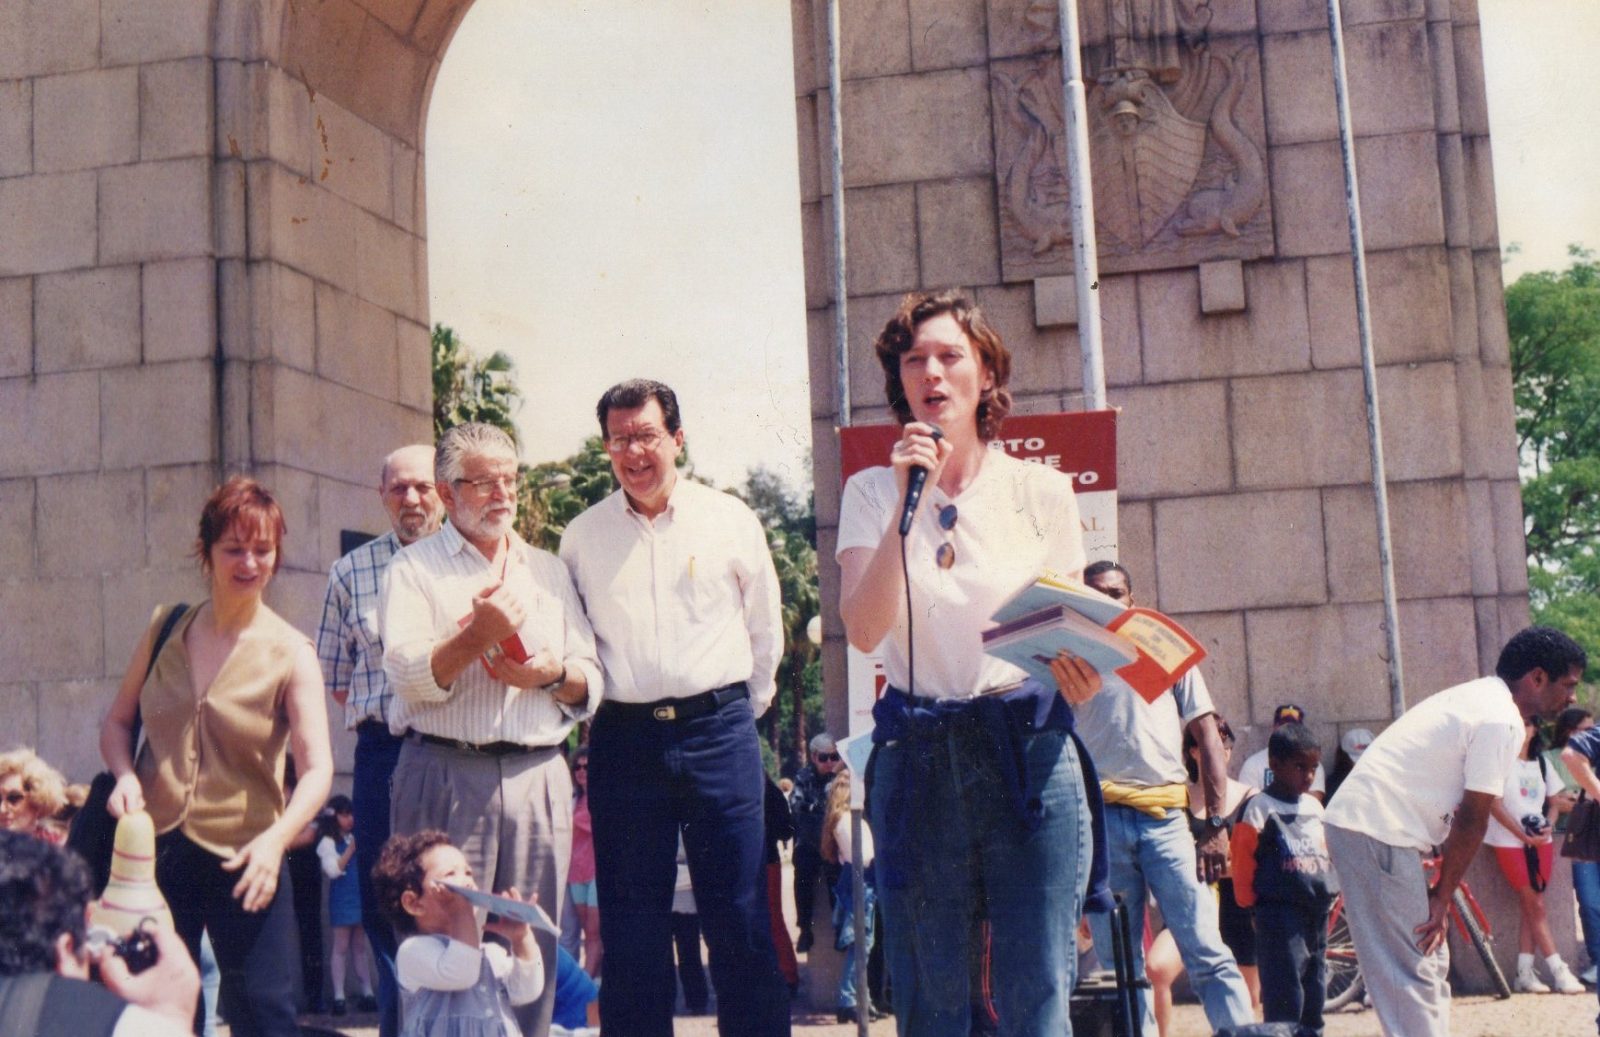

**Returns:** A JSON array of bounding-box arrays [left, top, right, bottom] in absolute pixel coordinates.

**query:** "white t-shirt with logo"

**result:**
[[1323, 676, 1524, 852], [1483, 754, 1563, 849]]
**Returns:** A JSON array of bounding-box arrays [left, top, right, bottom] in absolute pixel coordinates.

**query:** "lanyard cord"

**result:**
[[900, 528, 915, 697]]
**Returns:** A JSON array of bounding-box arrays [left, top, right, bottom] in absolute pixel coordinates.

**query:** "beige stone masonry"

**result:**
[[0, 576, 104, 681], [35, 266, 142, 374], [1259, 0, 1425, 34], [100, 158, 214, 264], [1033, 275, 1075, 328], [145, 464, 219, 569], [1446, 246, 1477, 361], [909, 0, 987, 71], [972, 282, 1074, 391], [396, 318, 432, 413], [36, 470, 145, 578], [0, 79, 30, 178], [831, 68, 992, 188], [0, 277, 32, 377], [35, 679, 120, 783], [313, 95, 397, 220], [1139, 261, 1310, 382], [99, 567, 207, 679], [144, 258, 217, 364], [0, 372, 100, 476], [1111, 380, 1232, 500], [101, 0, 212, 66], [1198, 260, 1246, 314], [1245, 602, 1393, 722], [822, 186, 919, 297], [314, 280, 401, 400], [1174, 610, 1249, 725], [1231, 368, 1372, 490], [1460, 135, 1498, 250], [916, 178, 1001, 289], [0, 172, 97, 276], [0, 0, 99, 80], [0, 479, 35, 573], [1156, 490, 1327, 613], [1322, 480, 1473, 602], [1396, 595, 1481, 700], [831, 0, 912, 80], [141, 59, 214, 162], [1261, 21, 1434, 147], [100, 360, 216, 469], [1376, 361, 1463, 480], [1115, 499, 1155, 595], [34, 68, 139, 174], [1473, 248, 1510, 365]]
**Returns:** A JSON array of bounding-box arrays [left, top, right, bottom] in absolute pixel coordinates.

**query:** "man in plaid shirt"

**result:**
[[315, 444, 443, 1036]]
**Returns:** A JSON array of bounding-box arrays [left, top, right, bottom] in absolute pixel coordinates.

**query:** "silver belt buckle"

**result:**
[[653, 704, 676, 721]]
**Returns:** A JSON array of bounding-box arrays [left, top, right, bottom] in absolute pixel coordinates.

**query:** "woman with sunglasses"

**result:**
[[837, 289, 1101, 1034], [0, 747, 68, 843]]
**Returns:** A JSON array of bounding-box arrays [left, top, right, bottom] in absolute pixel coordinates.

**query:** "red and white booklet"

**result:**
[[456, 544, 531, 674], [982, 571, 1205, 703]]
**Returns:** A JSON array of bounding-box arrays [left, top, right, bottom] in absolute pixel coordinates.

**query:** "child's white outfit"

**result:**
[[396, 934, 545, 1037]]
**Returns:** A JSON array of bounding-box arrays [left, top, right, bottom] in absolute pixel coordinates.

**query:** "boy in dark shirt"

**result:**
[[1231, 724, 1338, 1037]]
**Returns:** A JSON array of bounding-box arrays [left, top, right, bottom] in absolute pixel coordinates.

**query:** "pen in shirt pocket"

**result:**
[[689, 555, 696, 579]]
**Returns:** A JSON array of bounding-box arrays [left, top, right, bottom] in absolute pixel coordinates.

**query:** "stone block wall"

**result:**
[[795, 0, 1528, 754]]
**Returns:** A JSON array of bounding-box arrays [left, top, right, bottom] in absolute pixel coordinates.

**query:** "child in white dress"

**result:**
[[373, 830, 545, 1037]]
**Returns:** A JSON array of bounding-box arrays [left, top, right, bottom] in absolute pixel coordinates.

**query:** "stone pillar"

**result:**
[[793, 0, 1550, 982]]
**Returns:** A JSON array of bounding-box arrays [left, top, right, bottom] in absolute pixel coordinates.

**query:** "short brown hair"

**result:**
[[195, 476, 287, 573], [873, 289, 1013, 440], [372, 830, 453, 935]]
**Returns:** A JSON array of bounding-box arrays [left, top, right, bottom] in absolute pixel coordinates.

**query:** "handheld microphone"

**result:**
[[898, 425, 944, 536]]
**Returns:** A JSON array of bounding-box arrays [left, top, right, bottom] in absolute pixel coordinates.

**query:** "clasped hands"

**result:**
[[466, 581, 563, 690]]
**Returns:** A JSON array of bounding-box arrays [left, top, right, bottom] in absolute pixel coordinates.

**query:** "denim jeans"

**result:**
[[1576, 859, 1600, 1034], [868, 724, 1090, 1037], [1087, 804, 1253, 1034], [355, 721, 404, 1037], [834, 864, 877, 1010]]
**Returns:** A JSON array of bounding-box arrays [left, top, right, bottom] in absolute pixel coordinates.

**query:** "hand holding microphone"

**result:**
[[898, 423, 945, 536]]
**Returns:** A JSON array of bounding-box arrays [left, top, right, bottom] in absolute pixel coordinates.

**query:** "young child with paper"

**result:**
[[373, 830, 545, 1037]]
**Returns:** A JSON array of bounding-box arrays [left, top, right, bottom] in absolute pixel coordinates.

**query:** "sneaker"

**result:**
[[1551, 962, 1587, 995], [1515, 967, 1551, 994]]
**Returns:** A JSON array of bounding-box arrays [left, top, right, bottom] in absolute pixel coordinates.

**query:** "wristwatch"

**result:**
[[540, 664, 567, 694], [1205, 814, 1228, 832]]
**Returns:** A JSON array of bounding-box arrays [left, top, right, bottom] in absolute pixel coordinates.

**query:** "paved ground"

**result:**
[[298, 987, 1600, 1036]]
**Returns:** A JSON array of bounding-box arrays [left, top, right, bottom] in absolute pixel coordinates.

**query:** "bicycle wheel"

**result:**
[[1451, 888, 1513, 1000], [1324, 900, 1365, 1011]]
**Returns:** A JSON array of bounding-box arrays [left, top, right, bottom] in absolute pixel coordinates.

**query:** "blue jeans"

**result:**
[[834, 864, 877, 1010], [589, 694, 790, 1037], [1088, 804, 1253, 1034], [1576, 859, 1600, 1034], [868, 724, 1090, 1036], [355, 721, 404, 1037]]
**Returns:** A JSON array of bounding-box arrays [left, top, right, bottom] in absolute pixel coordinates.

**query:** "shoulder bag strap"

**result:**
[[131, 603, 189, 754], [0, 973, 54, 1037]]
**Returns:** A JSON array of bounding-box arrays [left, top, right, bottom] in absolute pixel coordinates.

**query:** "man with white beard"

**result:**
[[381, 421, 602, 1036]]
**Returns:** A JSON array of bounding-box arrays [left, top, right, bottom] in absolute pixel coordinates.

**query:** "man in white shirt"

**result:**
[[1324, 626, 1586, 1037], [381, 422, 603, 1036], [314, 443, 443, 1036], [1237, 704, 1327, 801], [560, 379, 787, 1037]]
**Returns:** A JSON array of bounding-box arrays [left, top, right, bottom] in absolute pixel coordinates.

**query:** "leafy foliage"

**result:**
[[1510, 247, 1600, 674], [432, 324, 522, 442]]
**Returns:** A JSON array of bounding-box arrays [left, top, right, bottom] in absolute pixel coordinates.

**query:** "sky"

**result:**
[[426, 1, 1599, 491]]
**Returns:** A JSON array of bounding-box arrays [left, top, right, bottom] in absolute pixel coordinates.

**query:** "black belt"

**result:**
[[606, 683, 748, 722], [412, 732, 541, 757]]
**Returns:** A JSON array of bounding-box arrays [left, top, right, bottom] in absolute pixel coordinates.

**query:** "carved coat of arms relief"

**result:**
[[988, 0, 1275, 281]]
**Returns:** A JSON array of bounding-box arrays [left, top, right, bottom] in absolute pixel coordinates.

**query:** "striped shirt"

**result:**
[[316, 530, 405, 729], [381, 520, 602, 745]]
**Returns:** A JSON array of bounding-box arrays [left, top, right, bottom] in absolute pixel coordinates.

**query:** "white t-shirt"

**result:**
[[1484, 755, 1562, 849], [1074, 668, 1215, 787], [1238, 747, 1326, 797], [835, 450, 1085, 699], [1324, 676, 1524, 851]]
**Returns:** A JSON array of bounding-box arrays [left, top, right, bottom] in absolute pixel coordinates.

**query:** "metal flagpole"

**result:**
[[825, 2, 868, 1031], [1056, 0, 1106, 410], [1327, 0, 1406, 715]]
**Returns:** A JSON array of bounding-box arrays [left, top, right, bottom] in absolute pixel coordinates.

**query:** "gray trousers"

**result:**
[[391, 737, 572, 1037], [1325, 823, 1451, 1037]]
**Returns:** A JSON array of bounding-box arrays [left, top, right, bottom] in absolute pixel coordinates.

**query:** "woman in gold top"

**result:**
[[99, 476, 333, 1037]]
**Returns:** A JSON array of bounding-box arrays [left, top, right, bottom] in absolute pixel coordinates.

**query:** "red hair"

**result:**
[[195, 476, 287, 573]]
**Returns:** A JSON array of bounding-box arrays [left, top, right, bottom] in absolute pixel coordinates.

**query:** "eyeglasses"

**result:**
[[2, 791, 25, 807], [814, 752, 840, 763], [453, 474, 517, 495], [935, 504, 958, 570], [604, 428, 668, 454]]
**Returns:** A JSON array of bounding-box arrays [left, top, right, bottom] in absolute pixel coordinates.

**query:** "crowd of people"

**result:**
[[1, 290, 1597, 1037]]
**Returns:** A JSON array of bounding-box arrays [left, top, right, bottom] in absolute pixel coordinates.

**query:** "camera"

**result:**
[[1521, 814, 1551, 839], [86, 918, 161, 975]]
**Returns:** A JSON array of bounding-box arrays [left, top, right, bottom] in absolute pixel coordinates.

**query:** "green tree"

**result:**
[[1510, 247, 1600, 674], [432, 323, 521, 442]]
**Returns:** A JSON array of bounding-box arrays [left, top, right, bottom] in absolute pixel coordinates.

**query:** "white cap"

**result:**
[[1341, 727, 1375, 759]]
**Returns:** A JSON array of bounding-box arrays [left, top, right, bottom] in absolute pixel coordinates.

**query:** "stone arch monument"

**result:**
[[0, 0, 1554, 982]]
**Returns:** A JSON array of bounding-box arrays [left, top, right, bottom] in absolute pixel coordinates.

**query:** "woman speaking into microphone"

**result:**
[[837, 289, 1103, 1035]]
